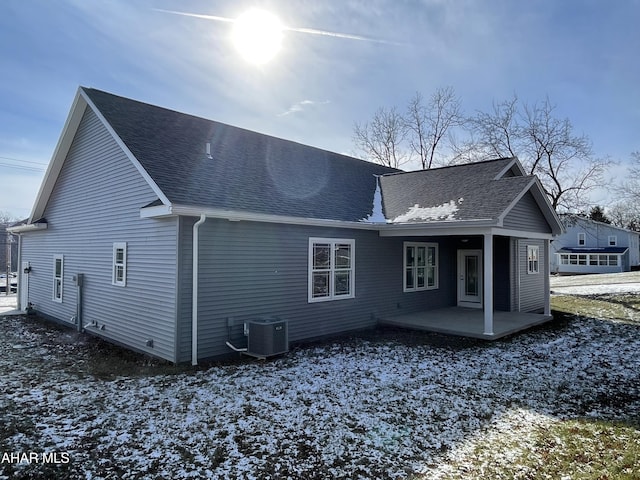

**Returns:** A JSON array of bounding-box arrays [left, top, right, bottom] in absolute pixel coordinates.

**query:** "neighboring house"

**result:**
[[551, 215, 640, 274], [9, 87, 562, 364]]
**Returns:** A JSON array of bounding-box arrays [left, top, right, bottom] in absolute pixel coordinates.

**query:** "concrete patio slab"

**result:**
[[379, 307, 553, 340]]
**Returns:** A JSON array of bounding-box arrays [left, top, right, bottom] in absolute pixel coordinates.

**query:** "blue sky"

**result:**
[[1, 0, 639, 218]]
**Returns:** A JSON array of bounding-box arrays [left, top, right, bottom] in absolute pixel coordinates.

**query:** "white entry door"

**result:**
[[457, 250, 482, 308], [20, 261, 29, 310]]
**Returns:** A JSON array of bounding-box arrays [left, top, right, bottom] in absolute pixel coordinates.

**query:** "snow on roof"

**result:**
[[391, 198, 463, 223], [361, 176, 387, 223]]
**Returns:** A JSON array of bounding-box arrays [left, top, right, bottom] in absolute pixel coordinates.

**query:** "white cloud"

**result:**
[[278, 99, 330, 117]]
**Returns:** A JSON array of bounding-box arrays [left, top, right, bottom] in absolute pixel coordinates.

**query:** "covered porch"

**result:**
[[377, 227, 553, 338], [378, 307, 554, 340]]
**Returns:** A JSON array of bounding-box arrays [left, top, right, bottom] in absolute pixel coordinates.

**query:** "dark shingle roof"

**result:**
[[380, 158, 533, 223], [82, 89, 547, 226], [83, 88, 398, 222]]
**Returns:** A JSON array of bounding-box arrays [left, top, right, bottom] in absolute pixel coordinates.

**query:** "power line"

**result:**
[[0, 155, 48, 173], [0, 155, 48, 166], [0, 162, 45, 173]]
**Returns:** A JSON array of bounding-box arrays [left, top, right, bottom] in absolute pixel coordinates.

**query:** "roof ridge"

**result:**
[[381, 156, 517, 178], [81, 86, 399, 173]]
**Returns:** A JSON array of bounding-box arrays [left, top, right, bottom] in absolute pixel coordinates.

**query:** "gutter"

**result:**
[[7, 223, 48, 234], [192, 214, 207, 366]]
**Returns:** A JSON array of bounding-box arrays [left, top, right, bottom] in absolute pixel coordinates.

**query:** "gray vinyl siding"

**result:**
[[492, 236, 511, 311], [517, 239, 546, 312], [20, 107, 179, 361], [510, 238, 519, 310], [176, 218, 457, 362], [503, 192, 552, 233], [176, 216, 194, 362]]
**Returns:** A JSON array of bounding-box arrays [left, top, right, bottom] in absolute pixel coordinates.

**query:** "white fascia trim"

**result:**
[[29, 89, 88, 222], [494, 156, 525, 179], [491, 227, 554, 240], [7, 223, 48, 233], [378, 222, 495, 237], [143, 204, 547, 239], [497, 177, 537, 226], [380, 225, 554, 239], [530, 179, 563, 235], [80, 89, 172, 207], [497, 177, 563, 236], [140, 204, 173, 218], [143, 204, 382, 230]]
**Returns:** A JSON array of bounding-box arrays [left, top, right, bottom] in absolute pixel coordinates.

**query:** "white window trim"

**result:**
[[608, 235, 617, 246], [403, 242, 439, 292], [527, 245, 540, 274], [53, 254, 63, 302], [308, 238, 355, 303], [577, 232, 586, 246], [112, 242, 127, 287], [559, 253, 620, 267]]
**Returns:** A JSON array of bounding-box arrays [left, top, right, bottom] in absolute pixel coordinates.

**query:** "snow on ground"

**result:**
[[1, 307, 639, 479], [550, 271, 640, 295], [0, 293, 16, 313]]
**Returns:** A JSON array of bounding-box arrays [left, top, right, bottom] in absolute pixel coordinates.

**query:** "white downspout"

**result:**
[[192, 214, 207, 366]]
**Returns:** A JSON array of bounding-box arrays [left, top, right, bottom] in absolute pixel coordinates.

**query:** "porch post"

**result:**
[[544, 239, 551, 316], [483, 233, 494, 335]]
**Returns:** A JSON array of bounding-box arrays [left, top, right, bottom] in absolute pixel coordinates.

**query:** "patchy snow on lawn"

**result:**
[[551, 283, 640, 295], [551, 271, 640, 295], [0, 294, 16, 314], [1, 309, 640, 479]]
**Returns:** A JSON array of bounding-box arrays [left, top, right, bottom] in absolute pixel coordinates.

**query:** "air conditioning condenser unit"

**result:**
[[246, 317, 289, 359]]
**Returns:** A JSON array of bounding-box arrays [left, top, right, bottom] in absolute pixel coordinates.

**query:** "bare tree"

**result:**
[[0, 211, 18, 225], [465, 95, 521, 160], [1, 211, 19, 278], [464, 96, 610, 212], [353, 106, 408, 168], [405, 87, 464, 169], [617, 151, 640, 205], [354, 87, 464, 170], [608, 201, 640, 232]]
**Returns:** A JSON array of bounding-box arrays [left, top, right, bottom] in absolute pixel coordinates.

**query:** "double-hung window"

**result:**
[[608, 235, 617, 246], [53, 255, 63, 302], [577, 233, 586, 246], [527, 245, 540, 274], [112, 242, 127, 286], [308, 238, 355, 302], [404, 242, 438, 291]]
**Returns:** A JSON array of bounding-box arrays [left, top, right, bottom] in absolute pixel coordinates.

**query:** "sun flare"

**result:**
[[232, 9, 283, 65]]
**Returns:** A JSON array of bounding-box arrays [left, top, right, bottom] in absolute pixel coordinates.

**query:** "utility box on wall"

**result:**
[[246, 317, 289, 358]]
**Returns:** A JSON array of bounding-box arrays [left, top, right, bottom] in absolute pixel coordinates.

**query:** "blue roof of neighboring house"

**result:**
[[558, 247, 629, 254]]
